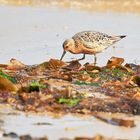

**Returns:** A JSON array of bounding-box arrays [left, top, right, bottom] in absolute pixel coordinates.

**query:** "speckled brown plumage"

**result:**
[[60, 31, 126, 65]]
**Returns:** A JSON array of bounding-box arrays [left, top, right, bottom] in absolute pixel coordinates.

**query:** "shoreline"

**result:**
[[0, 0, 140, 13]]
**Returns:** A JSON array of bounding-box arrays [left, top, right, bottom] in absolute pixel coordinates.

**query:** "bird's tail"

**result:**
[[109, 35, 126, 44], [119, 35, 126, 39]]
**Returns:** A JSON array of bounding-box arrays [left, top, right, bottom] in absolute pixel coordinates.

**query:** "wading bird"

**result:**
[[60, 31, 126, 65]]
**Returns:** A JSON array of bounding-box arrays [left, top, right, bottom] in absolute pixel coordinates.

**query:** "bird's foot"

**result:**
[[66, 61, 72, 63]]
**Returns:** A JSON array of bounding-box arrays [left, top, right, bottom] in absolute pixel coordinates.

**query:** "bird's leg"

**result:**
[[66, 54, 85, 63], [77, 54, 85, 61], [93, 54, 97, 66]]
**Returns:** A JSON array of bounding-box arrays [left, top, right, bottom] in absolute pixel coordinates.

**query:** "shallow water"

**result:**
[[0, 6, 140, 66]]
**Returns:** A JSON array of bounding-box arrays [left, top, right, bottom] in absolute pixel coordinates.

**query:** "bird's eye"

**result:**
[[65, 45, 68, 49]]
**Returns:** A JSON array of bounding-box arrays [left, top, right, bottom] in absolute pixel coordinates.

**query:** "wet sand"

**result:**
[[0, 6, 140, 66], [1, 105, 140, 140]]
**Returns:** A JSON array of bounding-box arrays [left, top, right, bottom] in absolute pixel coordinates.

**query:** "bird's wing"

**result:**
[[72, 31, 111, 49]]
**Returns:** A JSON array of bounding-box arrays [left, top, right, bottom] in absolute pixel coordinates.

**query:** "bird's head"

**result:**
[[60, 39, 75, 61]]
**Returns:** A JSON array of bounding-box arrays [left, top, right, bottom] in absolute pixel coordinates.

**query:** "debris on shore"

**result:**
[[0, 57, 140, 128]]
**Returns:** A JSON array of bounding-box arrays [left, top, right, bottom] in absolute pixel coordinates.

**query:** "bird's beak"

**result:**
[[60, 51, 66, 61]]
